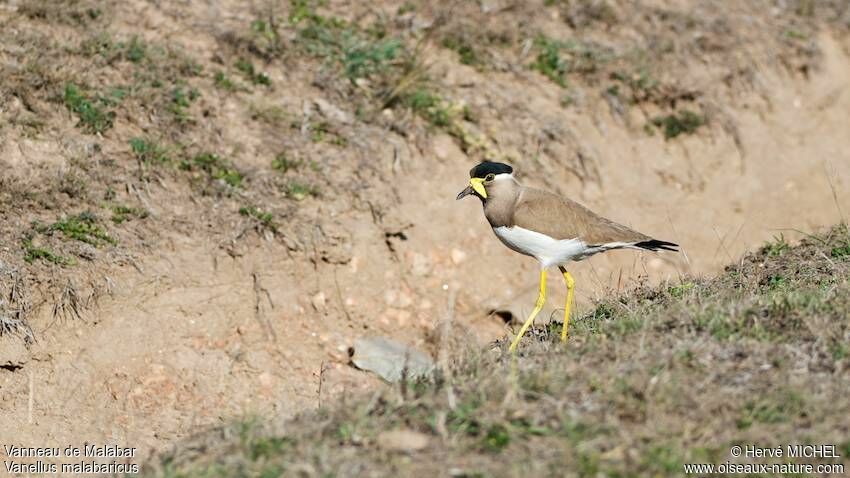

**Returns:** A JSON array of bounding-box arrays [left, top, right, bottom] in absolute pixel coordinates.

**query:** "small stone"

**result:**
[[257, 372, 274, 389], [450, 248, 467, 264], [377, 429, 430, 452], [311, 292, 327, 311], [314, 98, 352, 124]]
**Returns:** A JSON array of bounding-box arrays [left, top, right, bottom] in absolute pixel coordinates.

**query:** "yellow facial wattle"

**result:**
[[469, 177, 487, 199]]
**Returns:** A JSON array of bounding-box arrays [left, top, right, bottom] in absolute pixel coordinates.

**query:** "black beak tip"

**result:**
[[456, 186, 473, 200]]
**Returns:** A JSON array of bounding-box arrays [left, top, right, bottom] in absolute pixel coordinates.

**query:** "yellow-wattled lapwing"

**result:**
[[457, 161, 678, 352]]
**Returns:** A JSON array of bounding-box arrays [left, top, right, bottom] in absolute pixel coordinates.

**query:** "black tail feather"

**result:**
[[634, 239, 679, 252]]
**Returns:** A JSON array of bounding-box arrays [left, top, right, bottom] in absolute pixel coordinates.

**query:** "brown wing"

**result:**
[[512, 187, 650, 245]]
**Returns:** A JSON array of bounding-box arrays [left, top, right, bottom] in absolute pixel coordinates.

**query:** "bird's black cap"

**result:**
[[469, 161, 513, 178]]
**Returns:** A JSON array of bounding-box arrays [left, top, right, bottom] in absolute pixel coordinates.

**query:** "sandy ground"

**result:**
[[1, 0, 849, 469]]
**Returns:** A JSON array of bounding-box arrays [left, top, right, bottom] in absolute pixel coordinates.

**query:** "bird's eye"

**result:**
[[485, 173, 495, 181]]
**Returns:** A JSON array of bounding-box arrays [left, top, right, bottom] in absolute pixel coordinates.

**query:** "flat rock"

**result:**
[[350, 336, 434, 383]]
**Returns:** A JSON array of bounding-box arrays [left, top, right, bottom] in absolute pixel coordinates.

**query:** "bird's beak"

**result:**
[[456, 178, 487, 200]]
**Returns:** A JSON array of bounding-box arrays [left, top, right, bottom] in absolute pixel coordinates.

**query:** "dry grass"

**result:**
[[144, 225, 850, 477], [1, 0, 848, 344]]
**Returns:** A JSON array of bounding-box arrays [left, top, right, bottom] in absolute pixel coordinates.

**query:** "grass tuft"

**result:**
[[129, 138, 170, 164], [235, 58, 272, 86], [239, 206, 277, 233], [109, 205, 149, 224], [63, 84, 115, 133], [180, 153, 244, 188], [283, 181, 319, 201], [650, 110, 705, 139], [22, 239, 72, 266], [46, 212, 116, 246]]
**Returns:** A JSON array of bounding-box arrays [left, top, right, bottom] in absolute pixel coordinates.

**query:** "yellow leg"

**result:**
[[508, 269, 547, 353], [558, 266, 575, 342]]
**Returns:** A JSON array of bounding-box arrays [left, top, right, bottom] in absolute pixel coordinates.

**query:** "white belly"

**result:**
[[492, 226, 589, 267]]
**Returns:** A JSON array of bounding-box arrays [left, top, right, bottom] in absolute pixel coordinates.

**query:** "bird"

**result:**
[[456, 161, 678, 353]]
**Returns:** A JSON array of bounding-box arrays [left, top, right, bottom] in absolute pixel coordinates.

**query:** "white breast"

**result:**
[[492, 226, 589, 267]]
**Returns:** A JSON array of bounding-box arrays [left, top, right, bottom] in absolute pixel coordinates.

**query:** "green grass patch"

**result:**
[[22, 239, 71, 266], [403, 89, 456, 128], [124, 36, 146, 62], [213, 71, 236, 90], [760, 234, 790, 257], [610, 68, 659, 102], [239, 206, 277, 233], [531, 36, 610, 88], [235, 58, 271, 86], [442, 34, 482, 66], [129, 138, 170, 164], [109, 205, 148, 224], [180, 153, 243, 188], [831, 241, 850, 258], [291, 1, 402, 83], [63, 84, 115, 133], [650, 110, 705, 139], [531, 36, 569, 87], [41, 212, 116, 246], [283, 181, 318, 201], [271, 153, 302, 173], [168, 85, 200, 123]]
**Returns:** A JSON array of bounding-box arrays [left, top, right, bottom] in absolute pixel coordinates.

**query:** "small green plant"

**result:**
[[235, 59, 271, 86], [249, 18, 282, 56], [271, 153, 301, 173], [611, 69, 659, 102], [124, 36, 146, 62], [214, 71, 236, 90], [442, 35, 481, 66], [830, 242, 850, 258], [129, 138, 169, 164], [180, 153, 243, 188], [766, 274, 786, 289], [340, 38, 401, 81], [239, 206, 277, 233], [531, 36, 607, 88], [650, 110, 705, 140], [668, 282, 695, 299], [482, 424, 510, 452], [109, 205, 149, 224], [761, 234, 790, 257], [284, 181, 318, 201], [404, 89, 453, 127], [46, 212, 116, 246], [22, 239, 71, 266], [169, 85, 200, 122], [63, 84, 115, 133], [531, 36, 568, 87]]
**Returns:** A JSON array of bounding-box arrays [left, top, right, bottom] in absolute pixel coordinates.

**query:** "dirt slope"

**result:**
[[0, 0, 849, 466]]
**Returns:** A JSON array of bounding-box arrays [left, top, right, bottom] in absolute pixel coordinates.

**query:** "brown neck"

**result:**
[[483, 177, 520, 228]]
